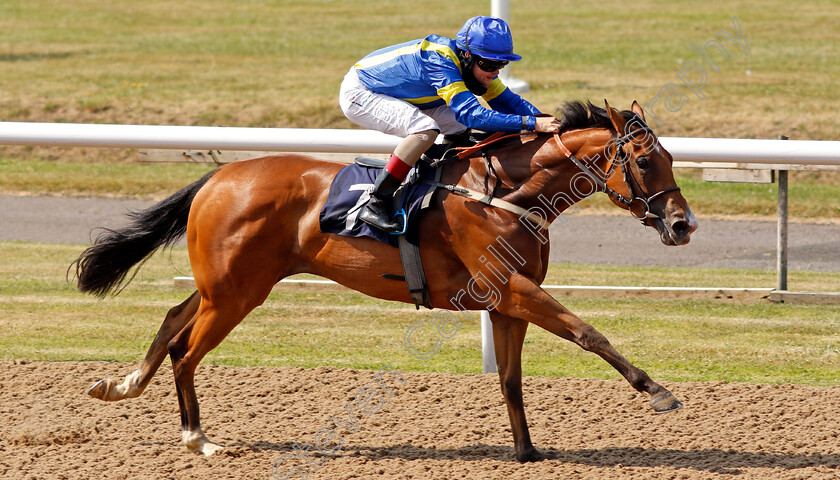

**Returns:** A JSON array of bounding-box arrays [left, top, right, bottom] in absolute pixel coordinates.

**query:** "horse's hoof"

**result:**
[[183, 429, 224, 456], [87, 378, 110, 400], [199, 442, 224, 457], [515, 446, 547, 463], [650, 390, 683, 413]]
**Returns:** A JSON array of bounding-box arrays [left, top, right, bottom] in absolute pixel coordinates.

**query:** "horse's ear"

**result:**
[[604, 99, 627, 133], [631, 100, 646, 121]]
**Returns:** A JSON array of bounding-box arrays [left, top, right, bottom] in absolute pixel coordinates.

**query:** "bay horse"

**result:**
[[72, 100, 698, 462]]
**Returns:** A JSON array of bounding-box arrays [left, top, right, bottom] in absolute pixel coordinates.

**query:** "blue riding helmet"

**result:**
[[455, 16, 522, 62]]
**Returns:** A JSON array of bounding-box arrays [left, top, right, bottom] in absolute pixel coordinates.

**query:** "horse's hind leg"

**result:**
[[167, 295, 261, 456], [88, 290, 200, 401]]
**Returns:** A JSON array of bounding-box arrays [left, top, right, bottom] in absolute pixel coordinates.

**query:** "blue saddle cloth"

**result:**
[[319, 163, 436, 247]]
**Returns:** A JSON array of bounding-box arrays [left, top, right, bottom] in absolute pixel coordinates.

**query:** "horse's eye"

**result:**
[[637, 157, 650, 170]]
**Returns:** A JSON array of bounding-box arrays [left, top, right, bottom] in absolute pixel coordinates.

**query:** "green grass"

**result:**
[[0, 158, 216, 199], [0, 2, 838, 385], [1, 242, 838, 386], [0, 0, 837, 140], [542, 262, 840, 292], [1, 0, 837, 219]]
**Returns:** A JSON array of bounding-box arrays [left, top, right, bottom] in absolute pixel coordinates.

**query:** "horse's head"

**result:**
[[598, 100, 698, 246], [455, 100, 697, 246]]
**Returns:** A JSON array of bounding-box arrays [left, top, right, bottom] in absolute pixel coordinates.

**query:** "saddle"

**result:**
[[318, 154, 444, 310], [319, 131, 521, 310]]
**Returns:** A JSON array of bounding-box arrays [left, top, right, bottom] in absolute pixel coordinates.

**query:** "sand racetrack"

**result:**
[[1, 361, 838, 479]]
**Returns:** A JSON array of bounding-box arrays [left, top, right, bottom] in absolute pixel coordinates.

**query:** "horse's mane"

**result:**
[[556, 100, 637, 133]]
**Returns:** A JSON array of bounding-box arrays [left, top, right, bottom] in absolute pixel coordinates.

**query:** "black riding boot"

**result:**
[[359, 169, 404, 233]]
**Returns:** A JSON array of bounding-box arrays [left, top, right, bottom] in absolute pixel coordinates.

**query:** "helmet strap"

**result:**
[[457, 49, 488, 96]]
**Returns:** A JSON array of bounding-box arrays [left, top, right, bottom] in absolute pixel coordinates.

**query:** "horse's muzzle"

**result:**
[[654, 207, 698, 246]]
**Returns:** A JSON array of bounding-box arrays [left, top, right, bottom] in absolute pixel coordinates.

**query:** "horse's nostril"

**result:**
[[673, 220, 691, 236]]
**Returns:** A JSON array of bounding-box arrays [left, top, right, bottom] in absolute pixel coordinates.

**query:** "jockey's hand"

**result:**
[[534, 116, 562, 133]]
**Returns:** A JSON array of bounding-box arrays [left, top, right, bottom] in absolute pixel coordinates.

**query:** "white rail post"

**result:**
[[481, 310, 497, 374], [777, 135, 789, 291], [482, 0, 521, 375], [491, 0, 529, 94]]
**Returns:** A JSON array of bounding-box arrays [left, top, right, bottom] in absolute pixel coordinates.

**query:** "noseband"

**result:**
[[553, 127, 680, 225]]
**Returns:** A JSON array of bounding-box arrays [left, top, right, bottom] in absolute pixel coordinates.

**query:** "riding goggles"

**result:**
[[475, 57, 508, 72]]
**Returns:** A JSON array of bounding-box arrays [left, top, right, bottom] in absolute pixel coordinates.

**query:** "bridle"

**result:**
[[426, 122, 681, 231], [553, 125, 680, 225]]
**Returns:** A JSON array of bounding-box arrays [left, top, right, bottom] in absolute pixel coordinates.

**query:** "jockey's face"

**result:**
[[471, 59, 499, 87], [464, 51, 502, 87]]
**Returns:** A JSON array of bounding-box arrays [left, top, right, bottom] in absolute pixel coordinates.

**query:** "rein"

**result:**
[[424, 131, 551, 231], [454, 132, 520, 160], [426, 126, 679, 231], [551, 129, 680, 225]]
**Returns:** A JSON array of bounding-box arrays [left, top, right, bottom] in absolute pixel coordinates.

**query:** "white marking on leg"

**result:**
[[112, 369, 145, 399], [88, 369, 146, 401]]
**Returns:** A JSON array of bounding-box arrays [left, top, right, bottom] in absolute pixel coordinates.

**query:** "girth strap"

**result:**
[[398, 234, 433, 310], [393, 164, 442, 310], [421, 179, 550, 231]]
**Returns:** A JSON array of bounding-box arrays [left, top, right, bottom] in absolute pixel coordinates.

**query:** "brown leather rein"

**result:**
[[551, 128, 680, 224], [442, 127, 679, 228]]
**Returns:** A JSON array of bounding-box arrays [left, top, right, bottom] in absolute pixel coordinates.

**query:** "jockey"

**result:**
[[340, 15, 562, 233]]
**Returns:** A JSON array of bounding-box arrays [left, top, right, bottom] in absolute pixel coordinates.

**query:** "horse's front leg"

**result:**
[[489, 311, 546, 462], [501, 275, 683, 413]]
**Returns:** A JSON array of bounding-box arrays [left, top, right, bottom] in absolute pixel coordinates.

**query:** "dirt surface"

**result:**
[[2, 197, 839, 479], [1, 360, 838, 480]]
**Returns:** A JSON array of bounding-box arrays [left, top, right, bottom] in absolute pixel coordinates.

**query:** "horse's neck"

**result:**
[[555, 128, 615, 167], [499, 128, 615, 217]]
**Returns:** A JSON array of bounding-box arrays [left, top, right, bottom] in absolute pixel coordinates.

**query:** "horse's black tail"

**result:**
[[71, 169, 218, 298]]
